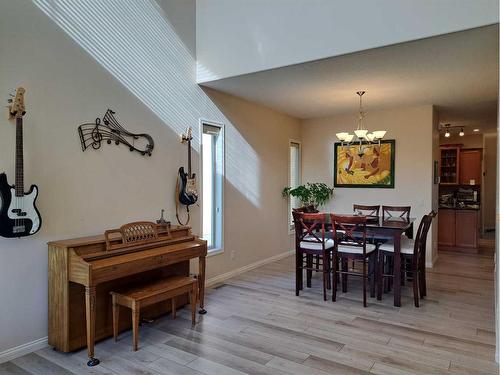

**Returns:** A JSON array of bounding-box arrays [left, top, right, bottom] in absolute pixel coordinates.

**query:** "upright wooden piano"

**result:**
[[48, 224, 207, 366]]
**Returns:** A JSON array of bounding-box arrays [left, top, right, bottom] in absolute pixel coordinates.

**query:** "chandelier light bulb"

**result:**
[[336, 132, 348, 141], [372, 130, 387, 139], [444, 130, 451, 138], [344, 133, 354, 142], [354, 129, 368, 138], [459, 129, 464, 137]]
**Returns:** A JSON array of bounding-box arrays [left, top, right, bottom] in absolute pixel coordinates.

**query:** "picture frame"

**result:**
[[333, 139, 395, 188]]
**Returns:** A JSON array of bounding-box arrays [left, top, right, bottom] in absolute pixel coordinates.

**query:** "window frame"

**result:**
[[199, 119, 225, 256], [288, 139, 302, 234]]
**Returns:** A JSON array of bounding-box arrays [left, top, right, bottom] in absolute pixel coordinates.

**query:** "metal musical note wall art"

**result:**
[[78, 109, 154, 156]]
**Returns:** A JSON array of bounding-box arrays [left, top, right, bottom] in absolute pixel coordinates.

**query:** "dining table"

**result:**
[[299, 214, 415, 307]]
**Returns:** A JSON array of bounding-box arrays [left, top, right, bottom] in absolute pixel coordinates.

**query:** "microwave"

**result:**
[[457, 188, 478, 202]]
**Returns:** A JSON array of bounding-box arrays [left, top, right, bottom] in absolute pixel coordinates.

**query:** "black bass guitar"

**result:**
[[177, 127, 198, 207], [0, 87, 42, 238]]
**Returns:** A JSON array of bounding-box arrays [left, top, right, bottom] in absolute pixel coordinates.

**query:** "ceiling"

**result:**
[[201, 25, 498, 131]]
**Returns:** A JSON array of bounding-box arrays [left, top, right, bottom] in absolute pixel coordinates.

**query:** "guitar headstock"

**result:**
[[8, 87, 26, 120], [180, 126, 193, 143]]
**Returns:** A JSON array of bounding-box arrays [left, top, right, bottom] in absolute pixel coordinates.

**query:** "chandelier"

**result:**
[[335, 91, 387, 154]]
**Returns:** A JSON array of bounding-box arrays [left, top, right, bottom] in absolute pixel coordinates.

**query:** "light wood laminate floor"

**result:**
[[2, 249, 498, 375]]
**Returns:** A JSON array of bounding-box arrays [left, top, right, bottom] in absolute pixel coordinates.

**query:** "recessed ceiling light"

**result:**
[[473, 128, 480, 132]]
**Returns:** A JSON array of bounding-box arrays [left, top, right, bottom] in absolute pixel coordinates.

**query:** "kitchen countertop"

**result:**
[[439, 204, 480, 211]]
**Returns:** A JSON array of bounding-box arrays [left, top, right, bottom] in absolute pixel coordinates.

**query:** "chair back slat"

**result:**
[[330, 214, 368, 254], [382, 205, 411, 220], [353, 204, 380, 218]]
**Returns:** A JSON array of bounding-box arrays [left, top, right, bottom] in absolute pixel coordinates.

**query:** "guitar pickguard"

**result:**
[[185, 178, 198, 197], [6, 186, 41, 235]]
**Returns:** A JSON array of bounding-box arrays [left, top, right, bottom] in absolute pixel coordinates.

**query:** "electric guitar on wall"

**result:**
[[0, 87, 42, 238], [177, 127, 198, 207]]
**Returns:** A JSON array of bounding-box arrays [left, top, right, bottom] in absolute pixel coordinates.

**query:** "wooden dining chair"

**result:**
[[330, 215, 378, 307], [293, 212, 333, 301], [377, 211, 436, 307], [293, 206, 321, 271], [418, 210, 437, 298], [380, 205, 412, 290], [382, 205, 411, 220], [353, 204, 380, 218]]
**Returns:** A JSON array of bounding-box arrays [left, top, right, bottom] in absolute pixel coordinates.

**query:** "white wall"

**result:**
[[196, 0, 499, 82], [0, 0, 299, 353], [300, 105, 436, 265]]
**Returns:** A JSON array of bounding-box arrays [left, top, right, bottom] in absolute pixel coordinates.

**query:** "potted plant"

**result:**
[[282, 182, 334, 212]]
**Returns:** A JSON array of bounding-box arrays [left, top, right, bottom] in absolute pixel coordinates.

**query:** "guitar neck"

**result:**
[[187, 138, 192, 177], [15, 117, 24, 197]]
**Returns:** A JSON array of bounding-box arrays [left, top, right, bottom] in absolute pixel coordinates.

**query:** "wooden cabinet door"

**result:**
[[455, 210, 478, 249], [438, 209, 455, 247], [459, 150, 482, 185], [440, 147, 460, 184]]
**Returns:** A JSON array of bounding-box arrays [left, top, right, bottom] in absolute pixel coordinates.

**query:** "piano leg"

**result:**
[[198, 255, 207, 314], [85, 286, 100, 366]]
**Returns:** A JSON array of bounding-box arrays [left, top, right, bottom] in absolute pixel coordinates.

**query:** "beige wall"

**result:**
[[432, 107, 440, 264], [483, 133, 497, 231], [0, 0, 298, 353], [440, 133, 484, 148], [300, 105, 436, 265], [201, 88, 300, 279]]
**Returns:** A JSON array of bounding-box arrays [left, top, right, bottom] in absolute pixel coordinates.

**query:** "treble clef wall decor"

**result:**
[[78, 109, 154, 156]]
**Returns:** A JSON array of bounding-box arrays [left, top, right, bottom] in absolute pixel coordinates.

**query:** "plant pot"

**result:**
[[293, 204, 319, 213]]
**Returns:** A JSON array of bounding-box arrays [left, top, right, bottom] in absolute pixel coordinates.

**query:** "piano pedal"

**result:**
[[140, 317, 155, 325], [87, 357, 100, 367]]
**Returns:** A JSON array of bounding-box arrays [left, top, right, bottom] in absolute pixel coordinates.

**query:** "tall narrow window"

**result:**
[[289, 141, 301, 229], [202, 123, 223, 251]]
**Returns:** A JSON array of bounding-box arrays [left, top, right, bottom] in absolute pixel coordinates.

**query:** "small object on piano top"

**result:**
[[156, 209, 170, 225]]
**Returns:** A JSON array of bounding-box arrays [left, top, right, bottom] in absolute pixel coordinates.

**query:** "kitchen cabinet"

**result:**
[[438, 209, 455, 247], [455, 210, 478, 249], [438, 209, 478, 252], [440, 146, 482, 186], [439, 147, 460, 184], [459, 149, 482, 185]]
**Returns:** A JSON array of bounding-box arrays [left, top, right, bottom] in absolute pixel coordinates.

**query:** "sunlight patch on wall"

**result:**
[[32, 0, 261, 207], [196, 61, 221, 84]]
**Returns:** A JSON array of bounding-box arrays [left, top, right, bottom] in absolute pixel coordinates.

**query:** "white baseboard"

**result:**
[[426, 252, 439, 268], [0, 336, 48, 364], [206, 249, 294, 287]]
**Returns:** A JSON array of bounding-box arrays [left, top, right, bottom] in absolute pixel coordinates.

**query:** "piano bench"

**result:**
[[110, 276, 198, 351]]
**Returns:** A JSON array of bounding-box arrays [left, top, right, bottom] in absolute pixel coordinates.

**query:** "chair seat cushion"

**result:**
[[379, 237, 414, 254], [300, 238, 334, 251], [337, 243, 376, 254]]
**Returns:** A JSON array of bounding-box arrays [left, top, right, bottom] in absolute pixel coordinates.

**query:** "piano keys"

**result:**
[[48, 224, 207, 366]]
